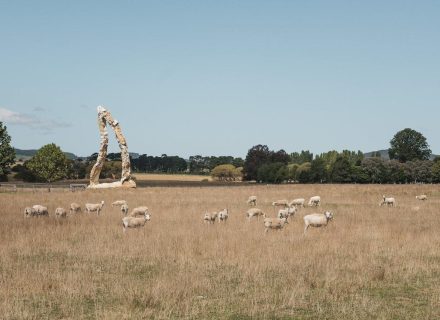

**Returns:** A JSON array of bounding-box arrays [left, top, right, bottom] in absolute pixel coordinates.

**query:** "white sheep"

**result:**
[[264, 217, 288, 232], [112, 200, 127, 207], [308, 196, 321, 207], [32, 205, 48, 216], [303, 211, 333, 235], [203, 212, 218, 224], [272, 200, 290, 207], [128, 206, 149, 217], [289, 198, 305, 208], [122, 212, 151, 232], [277, 206, 296, 220], [121, 203, 129, 215], [247, 196, 257, 206], [218, 208, 229, 222], [55, 207, 67, 219], [24, 207, 36, 218], [69, 202, 81, 214], [379, 196, 395, 207], [246, 208, 266, 220], [85, 201, 105, 214], [416, 195, 428, 201]]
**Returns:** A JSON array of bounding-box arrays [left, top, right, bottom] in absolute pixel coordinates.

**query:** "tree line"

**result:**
[[0, 122, 438, 184]]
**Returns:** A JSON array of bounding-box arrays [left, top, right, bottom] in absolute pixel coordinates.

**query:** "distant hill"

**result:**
[[364, 149, 438, 161], [14, 148, 77, 161]]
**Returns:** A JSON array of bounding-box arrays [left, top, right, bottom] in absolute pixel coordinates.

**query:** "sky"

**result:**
[[0, 0, 439, 158]]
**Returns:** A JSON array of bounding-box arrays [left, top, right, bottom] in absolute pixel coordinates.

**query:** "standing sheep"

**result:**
[[247, 196, 257, 206], [277, 206, 296, 220], [203, 212, 218, 224], [308, 196, 321, 207], [122, 212, 151, 232], [70, 202, 81, 214], [32, 205, 49, 217], [112, 200, 127, 207], [55, 207, 67, 218], [289, 198, 305, 208], [121, 203, 129, 216], [416, 195, 428, 201], [24, 207, 36, 218], [218, 208, 229, 222], [246, 208, 266, 220], [85, 201, 105, 215], [303, 211, 333, 235], [379, 196, 395, 207], [128, 206, 149, 217]]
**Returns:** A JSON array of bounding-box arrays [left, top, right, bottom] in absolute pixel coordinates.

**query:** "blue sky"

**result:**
[[1, 1, 439, 158]]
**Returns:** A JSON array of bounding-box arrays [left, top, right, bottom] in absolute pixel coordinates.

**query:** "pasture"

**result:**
[[1, 184, 440, 319]]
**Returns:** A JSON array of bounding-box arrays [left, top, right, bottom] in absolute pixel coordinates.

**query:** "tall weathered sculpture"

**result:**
[[88, 106, 136, 189]]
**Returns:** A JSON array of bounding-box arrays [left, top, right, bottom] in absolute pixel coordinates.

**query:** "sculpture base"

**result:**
[[88, 179, 136, 189]]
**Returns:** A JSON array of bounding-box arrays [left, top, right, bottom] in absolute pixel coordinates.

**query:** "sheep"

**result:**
[[24, 207, 36, 218], [121, 203, 129, 216], [277, 206, 296, 220], [112, 200, 127, 207], [55, 207, 67, 218], [289, 198, 305, 208], [218, 208, 229, 222], [416, 195, 428, 201], [203, 212, 218, 224], [379, 196, 395, 207], [264, 217, 288, 233], [246, 208, 266, 220], [128, 206, 149, 217], [70, 202, 81, 214], [85, 201, 105, 215], [122, 212, 151, 232], [247, 196, 257, 206], [272, 200, 290, 207], [31, 205, 48, 216], [303, 211, 333, 235], [308, 196, 321, 207]]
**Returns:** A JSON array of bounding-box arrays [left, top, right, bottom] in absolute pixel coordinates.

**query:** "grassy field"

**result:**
[[133, 173, 213, 182], [1, 184, 440, 319]]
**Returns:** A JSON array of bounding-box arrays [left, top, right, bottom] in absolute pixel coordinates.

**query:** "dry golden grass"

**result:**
[[1, 184, 440, 319], [133, 173, 212, 182]]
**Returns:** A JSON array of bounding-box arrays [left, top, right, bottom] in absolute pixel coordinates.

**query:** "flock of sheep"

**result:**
[[23, 192, 429, 235], [24, 200, 152, 232]]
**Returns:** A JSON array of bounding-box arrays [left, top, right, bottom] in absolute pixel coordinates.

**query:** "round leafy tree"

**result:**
[[388, 128, 431, 162], [27, 143, 70, 182], [0, 122, 15, 177]]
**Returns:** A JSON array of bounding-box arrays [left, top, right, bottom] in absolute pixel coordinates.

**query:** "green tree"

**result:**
[[0, 122, 15, 179], [309, 157, 327, 183], [257, 162, 288, 183], [211, 164, 242, 181], [432, 158, 440, 183], [243, 145, 272, 181], [27, 143, 70, 182], [389, 128, 431, 162], [329, 156, 353, 183]]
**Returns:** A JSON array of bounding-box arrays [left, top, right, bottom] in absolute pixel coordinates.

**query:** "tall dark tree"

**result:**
[[329, 156, 352, 183], [243, 145, 272, 181], [389, 128, 431, 162], [309, 157, 327, 183], [0, 122, 15, 179]]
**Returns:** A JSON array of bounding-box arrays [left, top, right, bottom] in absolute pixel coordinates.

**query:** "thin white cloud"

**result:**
[[0, 107, 71, 133]]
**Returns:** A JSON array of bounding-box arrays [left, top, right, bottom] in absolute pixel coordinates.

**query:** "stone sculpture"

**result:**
[[88, 106, 136, 189]]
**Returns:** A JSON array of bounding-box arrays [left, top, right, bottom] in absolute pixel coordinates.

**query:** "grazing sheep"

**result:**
[[112, 200, 127, 207], [416, 195, 428, 201], [308, 196, 321, 207], [203, 212, 218, 224], [85, 201, 105, 214], [289, 198, 305, 208], [264, 217, 288, 233], [122, 212, 151, 232], [277, 206, 296, 220], [379, 196, 395, 207], [32, 205, 49, 216], [247, 196, 257, 206], [55, 207, 67, 219], [218, 208, 229, 222], [70, 202, 81, 214], [272, 200, 290, 207], [121, 203, 129, 215], [303, 211, 333, 235], [24, 207, 36, 218], [128, 206, 149, 217], [246, 208, 266, 220]]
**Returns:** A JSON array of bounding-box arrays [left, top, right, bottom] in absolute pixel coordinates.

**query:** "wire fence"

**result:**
[[0, 183, 87, 193]]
